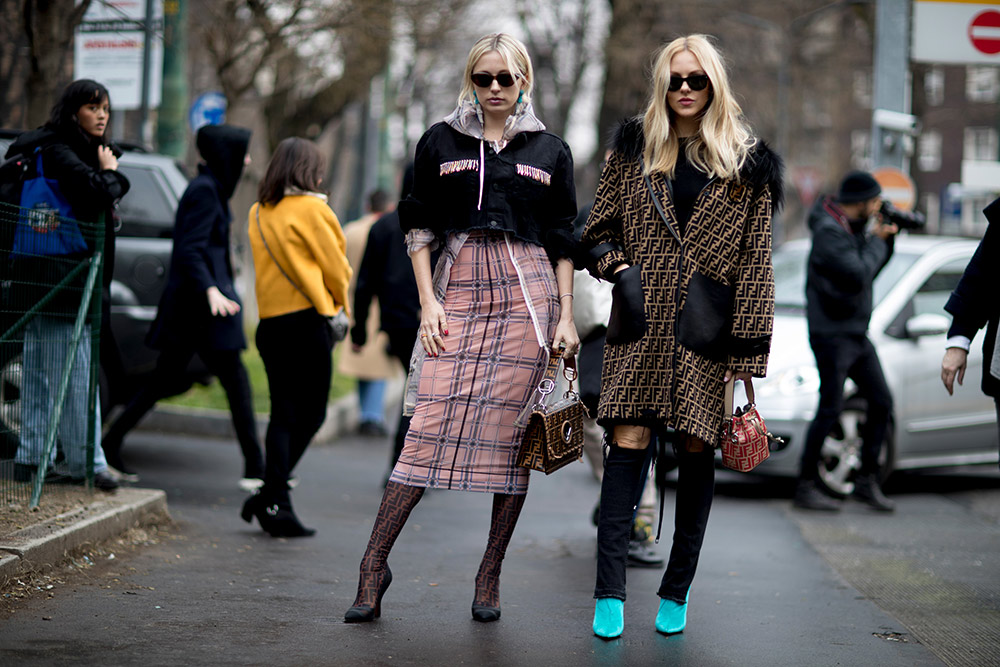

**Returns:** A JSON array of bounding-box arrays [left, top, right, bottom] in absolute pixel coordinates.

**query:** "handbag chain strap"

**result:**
[[531, 346, 574, 409], [255, 204, 310, 302]]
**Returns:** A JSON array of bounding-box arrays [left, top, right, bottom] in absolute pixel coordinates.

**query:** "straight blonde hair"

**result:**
[[457, 33, 534, 106], [642, 35, 754, 180]]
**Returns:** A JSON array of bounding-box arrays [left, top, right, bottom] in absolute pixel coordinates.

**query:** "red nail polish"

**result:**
[[444, 330, 449, 335]]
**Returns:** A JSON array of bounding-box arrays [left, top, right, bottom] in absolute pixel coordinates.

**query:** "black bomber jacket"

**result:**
[[398, 121, 578, 264]]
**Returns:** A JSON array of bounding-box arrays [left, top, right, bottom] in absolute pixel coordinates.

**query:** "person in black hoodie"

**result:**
[[7, 79, 130, 491], [100, 124, 265, 489], [350, 163, 424, 480], [794, 171, 898, 512]]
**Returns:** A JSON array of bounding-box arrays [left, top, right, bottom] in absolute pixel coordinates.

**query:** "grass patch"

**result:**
[[162, 341, 355, 415]]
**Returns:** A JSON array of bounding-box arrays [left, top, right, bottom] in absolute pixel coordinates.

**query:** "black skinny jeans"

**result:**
[[595, 434, 715, 604], [256, 308, 334, 506], [800, 334, 893, 480]]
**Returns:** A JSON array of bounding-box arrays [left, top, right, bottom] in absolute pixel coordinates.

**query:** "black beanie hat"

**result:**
[[838, 171, 882, 203]]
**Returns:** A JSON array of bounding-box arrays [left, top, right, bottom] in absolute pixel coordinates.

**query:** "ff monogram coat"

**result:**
[[581, 118, 783, 445]]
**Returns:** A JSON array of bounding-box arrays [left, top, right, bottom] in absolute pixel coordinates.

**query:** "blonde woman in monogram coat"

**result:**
[[581, 34, 782, 639]]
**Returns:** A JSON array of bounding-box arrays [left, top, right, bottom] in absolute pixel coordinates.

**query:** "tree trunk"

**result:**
[[23, 0, 92, 127]]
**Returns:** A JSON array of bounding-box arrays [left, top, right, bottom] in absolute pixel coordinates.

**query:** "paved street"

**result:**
[[1, 428, 998, 666]]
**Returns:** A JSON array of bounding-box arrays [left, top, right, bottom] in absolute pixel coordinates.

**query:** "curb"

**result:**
[[134, 379, 403, 443], [0, 488, 169, 585]]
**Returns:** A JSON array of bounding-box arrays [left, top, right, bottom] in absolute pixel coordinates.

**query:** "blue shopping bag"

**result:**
[[12, 150, 87, 257]]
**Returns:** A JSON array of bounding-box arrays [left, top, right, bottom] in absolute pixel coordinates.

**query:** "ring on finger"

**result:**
[[431, 333, 441, 338]]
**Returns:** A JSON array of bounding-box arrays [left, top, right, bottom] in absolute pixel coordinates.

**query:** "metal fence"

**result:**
[[0, 201, 104, 507]]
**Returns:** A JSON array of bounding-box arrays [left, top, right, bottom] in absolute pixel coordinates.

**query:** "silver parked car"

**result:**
[[745, 235, 999, 494]]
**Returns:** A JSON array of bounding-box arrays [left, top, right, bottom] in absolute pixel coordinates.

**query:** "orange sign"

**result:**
[[872, 167, 916, 211]]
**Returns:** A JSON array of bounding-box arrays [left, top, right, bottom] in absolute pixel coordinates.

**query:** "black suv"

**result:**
[[0, 133, 203, 453]]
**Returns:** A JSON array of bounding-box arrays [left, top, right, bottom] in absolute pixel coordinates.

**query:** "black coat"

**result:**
[[146, 125, 250, 351], [351, 210, 421, 346], [945, 197, 1000, 398], [4, 126, 130, 314], [398, 122, 577, 264], [805, 196, 893, 337]]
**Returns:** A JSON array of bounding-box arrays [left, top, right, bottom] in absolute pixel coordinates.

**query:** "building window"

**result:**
[[966, 66, 999, 102], [924, 67, 944, 106], [963, 127, 999, 161], [853, 70, 873, 108], [850, 130, 872, 170], [917, 131, 942, 172]]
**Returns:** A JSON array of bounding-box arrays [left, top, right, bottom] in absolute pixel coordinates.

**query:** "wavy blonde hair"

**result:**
[[457, 33, 533, 106], [643, 34, 755, 180]]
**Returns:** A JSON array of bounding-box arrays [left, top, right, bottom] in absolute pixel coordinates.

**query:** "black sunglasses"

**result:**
[[471, 72, 517, 88], [668, 74, 710, 92]]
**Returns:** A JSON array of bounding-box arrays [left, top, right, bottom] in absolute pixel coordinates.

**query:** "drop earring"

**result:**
[[517, 90, 524, 104], [474, 91, 480, 105]]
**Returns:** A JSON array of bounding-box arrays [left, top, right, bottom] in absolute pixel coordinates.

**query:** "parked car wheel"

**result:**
[[817, 397, 894, 497], [0, 351, 21, 459]]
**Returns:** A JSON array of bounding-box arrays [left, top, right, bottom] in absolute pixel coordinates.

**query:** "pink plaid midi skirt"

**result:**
[[389, 231, 558, 494]]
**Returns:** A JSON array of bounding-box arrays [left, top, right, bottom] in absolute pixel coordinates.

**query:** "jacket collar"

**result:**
[[443, 99, 545, 150]]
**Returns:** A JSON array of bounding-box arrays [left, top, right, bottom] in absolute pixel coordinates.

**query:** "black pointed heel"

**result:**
[[471, 604, 501, 622], [344, 566, 392, 623]]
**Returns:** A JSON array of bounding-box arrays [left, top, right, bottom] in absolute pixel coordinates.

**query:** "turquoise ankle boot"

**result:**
[[593, 598, 624, 639], [655, 591, 689, 634]]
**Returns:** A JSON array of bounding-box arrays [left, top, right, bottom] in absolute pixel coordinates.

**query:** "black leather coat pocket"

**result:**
[[677, 271, 734, 361], [606, 265, 647, 345]]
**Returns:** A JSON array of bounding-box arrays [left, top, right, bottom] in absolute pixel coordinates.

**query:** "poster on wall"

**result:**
[[74, 0, 163, 110]]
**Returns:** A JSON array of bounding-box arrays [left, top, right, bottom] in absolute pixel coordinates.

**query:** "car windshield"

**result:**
[[773, 243, 920, 313]]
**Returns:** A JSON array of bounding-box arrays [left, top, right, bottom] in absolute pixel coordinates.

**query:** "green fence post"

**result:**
[[29, 251, 103, 508]]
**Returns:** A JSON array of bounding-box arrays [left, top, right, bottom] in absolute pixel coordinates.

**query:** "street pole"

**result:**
[[139, 0, 156, 148], [158, 0, 188, 158], [871, 0, 912, 170]]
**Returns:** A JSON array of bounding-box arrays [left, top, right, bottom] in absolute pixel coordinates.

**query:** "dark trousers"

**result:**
[[594, 436, 715, 604], [102, 340, 263, 477], [385, 327, 418, 470], [257, 308, 333, 505], [800, 334, 893, 480]]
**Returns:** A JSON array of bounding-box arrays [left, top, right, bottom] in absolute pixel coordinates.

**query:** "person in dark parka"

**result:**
[[101, 125, 265, 487], [794, 171, 898, 512], [350, 164, 426, 479], [941, 195, 1000, 464]]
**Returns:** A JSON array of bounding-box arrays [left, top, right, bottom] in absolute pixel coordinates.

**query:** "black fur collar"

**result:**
[[610, 116, 785, 210]]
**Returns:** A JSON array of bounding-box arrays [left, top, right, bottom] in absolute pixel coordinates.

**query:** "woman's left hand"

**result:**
[[552, 320, 580, 365], [724, 369, 753, 384]]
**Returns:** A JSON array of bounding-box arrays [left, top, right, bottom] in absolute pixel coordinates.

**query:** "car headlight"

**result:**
[[757, 366, 820, 398]]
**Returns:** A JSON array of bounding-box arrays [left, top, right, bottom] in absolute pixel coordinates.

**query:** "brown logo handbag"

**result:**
[[516, 348, 588, 475], [719, 378, 780, 472]]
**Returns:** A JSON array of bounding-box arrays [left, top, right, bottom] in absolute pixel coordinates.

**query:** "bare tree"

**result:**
[[197, 0, 394, 151], [19, 0, 93, 127], [514, 0, 601, 139]]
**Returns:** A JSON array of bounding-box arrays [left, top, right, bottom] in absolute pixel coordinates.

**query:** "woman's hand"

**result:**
[[723, 369, 753, 384], [552, 319, 580, 367], [207, 286, 241, 316], [419, 299, 448, 357], [97, 145, 118, 171]]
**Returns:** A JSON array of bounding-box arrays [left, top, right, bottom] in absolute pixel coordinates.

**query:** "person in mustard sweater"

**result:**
[[241, 137, 352, 537]]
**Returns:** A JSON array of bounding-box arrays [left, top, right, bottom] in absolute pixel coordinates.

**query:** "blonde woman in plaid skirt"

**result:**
[[345, 33, 579, 624]]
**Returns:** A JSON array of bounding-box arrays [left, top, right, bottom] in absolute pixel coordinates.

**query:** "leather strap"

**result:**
[[642, 169, 681, 244], [255, 205, 308, 301]]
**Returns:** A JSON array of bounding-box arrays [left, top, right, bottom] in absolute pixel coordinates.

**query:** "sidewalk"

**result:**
[[0, 387, 365, 588]]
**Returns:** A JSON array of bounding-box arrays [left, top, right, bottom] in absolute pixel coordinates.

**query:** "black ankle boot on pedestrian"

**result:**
[[852, 473, 895, 512], [241, 493, 316, 537], [793, 479, 842, 511]]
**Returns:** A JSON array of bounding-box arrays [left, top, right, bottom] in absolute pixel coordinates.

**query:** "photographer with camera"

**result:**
[[793, 171, 898, 512]]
